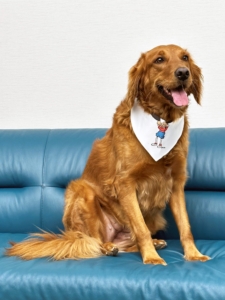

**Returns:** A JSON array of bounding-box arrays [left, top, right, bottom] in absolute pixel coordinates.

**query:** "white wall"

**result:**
[[1, 0, 225, 129]]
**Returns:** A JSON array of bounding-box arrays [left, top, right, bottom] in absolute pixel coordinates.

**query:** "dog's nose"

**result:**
[[175, 67, 190, 81]]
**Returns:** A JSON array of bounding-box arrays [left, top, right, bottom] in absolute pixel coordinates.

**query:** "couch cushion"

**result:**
[[164, 191, 225, 240], [1, 234, 225, 300], [186, 128, 225, 191], [0, 187, 42, 233], [43, 129, 106, 188], [0, 130, 49, 187]]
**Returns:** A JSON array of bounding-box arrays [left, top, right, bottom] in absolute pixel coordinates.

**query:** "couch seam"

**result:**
[[40, 130, 51, 229]]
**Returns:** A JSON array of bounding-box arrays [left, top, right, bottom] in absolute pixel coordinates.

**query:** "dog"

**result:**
[[6, 44, 210, 265]]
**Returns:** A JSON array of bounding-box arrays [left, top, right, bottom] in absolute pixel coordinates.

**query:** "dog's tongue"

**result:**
[[171, 89, 189, 107]]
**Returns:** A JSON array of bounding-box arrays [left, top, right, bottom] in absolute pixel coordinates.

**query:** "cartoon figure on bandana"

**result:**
[[151, 120, 169, 148]]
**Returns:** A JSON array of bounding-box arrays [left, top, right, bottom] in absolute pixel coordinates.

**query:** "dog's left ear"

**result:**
[[189, 62, 203, 105], [126, 53, 146, 108]]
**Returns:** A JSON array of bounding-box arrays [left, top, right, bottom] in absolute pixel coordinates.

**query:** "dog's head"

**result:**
[[127, 45, 202, 112]]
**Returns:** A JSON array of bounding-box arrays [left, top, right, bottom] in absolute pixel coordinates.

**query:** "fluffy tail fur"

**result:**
[[5, 230, 103, 260]]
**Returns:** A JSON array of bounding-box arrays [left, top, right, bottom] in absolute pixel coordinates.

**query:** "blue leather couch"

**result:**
[[0, 128, 225, 300]]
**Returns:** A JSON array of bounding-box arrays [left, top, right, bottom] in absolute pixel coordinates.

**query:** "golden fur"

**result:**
[[6, 45, 210, 265]]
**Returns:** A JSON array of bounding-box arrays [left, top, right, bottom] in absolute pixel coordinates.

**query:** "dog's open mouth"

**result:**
[[157, 85, 189, 107]]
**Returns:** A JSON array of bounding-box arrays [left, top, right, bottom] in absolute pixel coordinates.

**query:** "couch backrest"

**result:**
[[0, 128, 225, 240], [0, 129, 106, 233]]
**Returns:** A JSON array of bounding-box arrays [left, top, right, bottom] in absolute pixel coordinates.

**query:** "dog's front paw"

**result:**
[[184, 253, 211, 262], [144, 255, 167, 266]]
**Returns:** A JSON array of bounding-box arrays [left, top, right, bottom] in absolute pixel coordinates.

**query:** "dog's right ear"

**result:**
[[126, 53, 146, 108], [189, 60, 203, 105]]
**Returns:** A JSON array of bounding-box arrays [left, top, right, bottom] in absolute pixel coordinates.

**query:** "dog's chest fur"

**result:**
[[135, 161, 173, 215]]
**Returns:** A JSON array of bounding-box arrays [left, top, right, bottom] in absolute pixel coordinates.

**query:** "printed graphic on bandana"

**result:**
[[151, 120, 169, 148], [131, 100, 184, 161]]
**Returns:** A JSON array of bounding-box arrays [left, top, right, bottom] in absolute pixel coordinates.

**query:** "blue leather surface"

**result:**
[[43, 129, 106, 187], [42, 187, 64, 232], [1, 128, 225, 300], [0, 130, 49, 187], [0, 129, 106, 233], [1, 234, 225, 300], [0, 187, 42, 232], [164, 191, 225, 240], [186, 128, 225, 191]]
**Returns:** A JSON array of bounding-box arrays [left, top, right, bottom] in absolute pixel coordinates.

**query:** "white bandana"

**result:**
[[131, 100, 184, 161]]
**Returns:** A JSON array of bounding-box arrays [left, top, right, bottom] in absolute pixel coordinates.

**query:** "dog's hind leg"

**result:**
[[64, 179, 119, 256]]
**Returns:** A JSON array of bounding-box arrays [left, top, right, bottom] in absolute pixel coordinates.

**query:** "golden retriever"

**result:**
[[6, 44, 210, 265]]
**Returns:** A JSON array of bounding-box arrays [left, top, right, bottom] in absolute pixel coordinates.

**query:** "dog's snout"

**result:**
[[175, 67, 190, 81]]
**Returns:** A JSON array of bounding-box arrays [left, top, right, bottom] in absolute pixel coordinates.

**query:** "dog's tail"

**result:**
[[5, 230, 103, 260]]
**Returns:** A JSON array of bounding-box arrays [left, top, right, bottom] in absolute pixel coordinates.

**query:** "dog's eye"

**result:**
[[182, 55, 189, 61], [155, 57, 164, 64]]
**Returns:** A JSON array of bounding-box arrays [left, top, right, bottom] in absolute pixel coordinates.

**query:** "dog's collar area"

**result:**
[[135, 99, 178, 124], [151, 113, 172, 124], [136, 102, 172, 123]]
